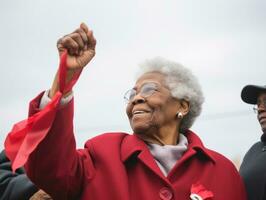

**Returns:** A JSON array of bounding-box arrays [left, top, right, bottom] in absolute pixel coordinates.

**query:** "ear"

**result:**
[[179, 100, 190, 116]]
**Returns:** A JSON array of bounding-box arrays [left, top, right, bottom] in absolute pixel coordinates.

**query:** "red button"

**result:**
[[159, 187, 173, 200]]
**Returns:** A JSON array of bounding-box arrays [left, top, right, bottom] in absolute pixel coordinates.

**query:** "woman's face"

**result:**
[[126, 72, 181, 134]]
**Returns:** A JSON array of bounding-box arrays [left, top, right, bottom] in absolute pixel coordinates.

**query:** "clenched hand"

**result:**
[[49, 23, 96, 98]]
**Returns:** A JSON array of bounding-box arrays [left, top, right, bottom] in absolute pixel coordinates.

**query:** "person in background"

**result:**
[[240, 85, 266, 200], [0, 150, 52, 200], [5, 23, 247, 200]]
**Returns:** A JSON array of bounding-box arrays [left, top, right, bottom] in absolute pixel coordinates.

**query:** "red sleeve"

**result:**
[[25, 93, 93, 199]]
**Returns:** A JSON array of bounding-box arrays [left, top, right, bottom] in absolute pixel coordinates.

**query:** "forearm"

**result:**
[[25, 93, 82, 199], [5, 22, 96, 199], [49, 69, 81, 99]]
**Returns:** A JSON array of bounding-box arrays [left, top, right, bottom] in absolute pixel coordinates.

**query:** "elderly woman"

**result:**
[[4, 23, 246, 200]]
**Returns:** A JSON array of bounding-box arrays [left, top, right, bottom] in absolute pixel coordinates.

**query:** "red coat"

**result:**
[[25, 93, 247, 200]]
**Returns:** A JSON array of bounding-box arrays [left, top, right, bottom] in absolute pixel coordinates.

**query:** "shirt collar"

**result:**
[[261, 132, 266, 143]]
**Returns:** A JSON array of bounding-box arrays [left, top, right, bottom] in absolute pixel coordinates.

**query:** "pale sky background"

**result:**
[[0, 0, 266, 163]]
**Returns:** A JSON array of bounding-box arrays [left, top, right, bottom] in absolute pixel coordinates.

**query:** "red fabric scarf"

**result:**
[[4, 51, 81, 172]]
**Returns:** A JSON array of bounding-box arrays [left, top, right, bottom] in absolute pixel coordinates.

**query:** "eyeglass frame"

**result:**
[[253, 98, 266, 114], [124, 82, 165, 103]]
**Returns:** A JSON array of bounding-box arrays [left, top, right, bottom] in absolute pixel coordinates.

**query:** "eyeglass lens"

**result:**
[[124, 82, 158, 101], [257, 99, 266, 108]]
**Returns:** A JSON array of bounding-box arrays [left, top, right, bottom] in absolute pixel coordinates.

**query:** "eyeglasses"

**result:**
[[253, 99, 266, 114], [124, 82, 159, 103]]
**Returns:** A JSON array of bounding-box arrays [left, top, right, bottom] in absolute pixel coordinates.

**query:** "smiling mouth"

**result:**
[[133, 110, 150, 115], [131, 110, 152, 117]]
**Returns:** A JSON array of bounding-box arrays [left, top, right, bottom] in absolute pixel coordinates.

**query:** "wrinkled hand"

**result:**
[[57, 22, 96, 70], [29, 190, 53, 200], [49, 23, 96, 98]]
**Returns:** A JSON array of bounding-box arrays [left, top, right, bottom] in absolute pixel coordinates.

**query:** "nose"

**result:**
[[132, 93, 145, 105], [258, 102, 266, 110], [257, 104, 266, 115]]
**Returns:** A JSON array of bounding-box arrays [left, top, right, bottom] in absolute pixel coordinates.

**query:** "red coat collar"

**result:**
[[120, 130, 216, 164], [185, 130, 216, 164]]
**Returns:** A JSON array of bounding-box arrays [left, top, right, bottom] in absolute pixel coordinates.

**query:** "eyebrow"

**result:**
[[257, 98, 266, 105], [133, 81, 160, 89], [258, 98, 266, 102]]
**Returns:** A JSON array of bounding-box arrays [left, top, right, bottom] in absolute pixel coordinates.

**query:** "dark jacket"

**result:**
[[0, 150, 38, 200], [240, 134, 266, 200]]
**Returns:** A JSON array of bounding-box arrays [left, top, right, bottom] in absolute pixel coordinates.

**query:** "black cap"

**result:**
[[241, 85, 266, 105]]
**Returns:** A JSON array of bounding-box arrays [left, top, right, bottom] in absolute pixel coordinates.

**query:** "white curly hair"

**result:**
[[136, 57, 204, 133]]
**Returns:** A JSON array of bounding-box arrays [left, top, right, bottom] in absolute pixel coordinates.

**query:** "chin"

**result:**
[[131, 122, 159, 136], [132, 125, 150, 135], [261, 122, 266, 133], [262, 127, 266, 134]]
